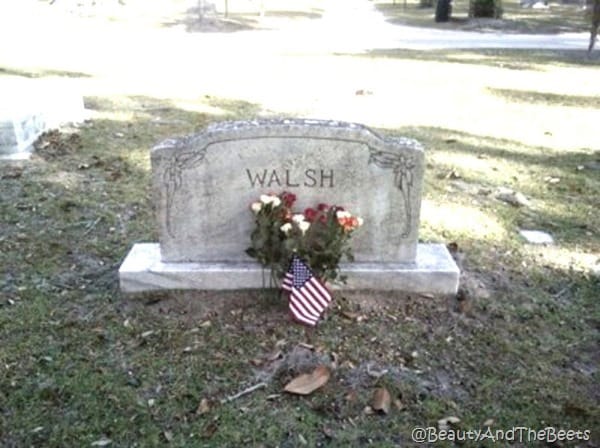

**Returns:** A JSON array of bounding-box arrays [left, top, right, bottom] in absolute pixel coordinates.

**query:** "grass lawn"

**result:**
[[1, 2, 599, 446]]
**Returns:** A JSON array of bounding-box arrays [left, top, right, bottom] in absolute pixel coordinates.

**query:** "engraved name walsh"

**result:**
[[246, 169, 334, 188]]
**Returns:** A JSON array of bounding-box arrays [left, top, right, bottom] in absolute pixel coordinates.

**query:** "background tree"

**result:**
[[435, 0, 452, 22], [469, 0, 503, 18], [590, 0, 600, 53]]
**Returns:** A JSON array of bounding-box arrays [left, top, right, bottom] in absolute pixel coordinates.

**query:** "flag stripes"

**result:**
[[281, 255, 332, 326]]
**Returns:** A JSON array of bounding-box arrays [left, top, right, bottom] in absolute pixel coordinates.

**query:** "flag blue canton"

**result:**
[[291, 257, 312, 288]]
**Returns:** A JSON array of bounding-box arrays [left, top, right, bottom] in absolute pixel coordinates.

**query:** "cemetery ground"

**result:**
[[1, 2, 599, 447]]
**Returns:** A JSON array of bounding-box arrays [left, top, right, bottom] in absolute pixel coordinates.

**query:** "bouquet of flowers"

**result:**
[[246, 191, 363, 286]]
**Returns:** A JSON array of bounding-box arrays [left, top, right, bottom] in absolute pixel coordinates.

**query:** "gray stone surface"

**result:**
[[121, 118, 459, 294], [0, 113, 47, 159], [120, 243, 459, 294], [152, 118, 425, 264], [519, 229, 554, 245], [0, 79, 86, 159]]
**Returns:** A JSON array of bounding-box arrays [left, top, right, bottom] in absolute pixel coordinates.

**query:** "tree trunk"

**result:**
[[589, 0, 600, 53], [435, 0, 451, 22]]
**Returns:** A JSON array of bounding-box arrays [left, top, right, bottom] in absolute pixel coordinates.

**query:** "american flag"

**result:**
[[282, 255, 332, 326]]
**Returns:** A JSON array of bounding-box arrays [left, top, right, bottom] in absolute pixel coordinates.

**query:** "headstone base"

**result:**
[[119, 243, 459, 295]]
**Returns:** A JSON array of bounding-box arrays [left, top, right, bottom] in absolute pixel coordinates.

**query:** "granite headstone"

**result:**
[[119, 119, 459, 293]]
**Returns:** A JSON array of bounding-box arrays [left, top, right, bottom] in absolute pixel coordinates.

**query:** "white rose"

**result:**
[[280, 223, 293, 234], [357, 217, 364, 227], [298, 221, 311, 234], [336, 210, 351, 219], [260, 194, 281, 207], [292, 214, 305, 224], [251, 202, 262, 213]]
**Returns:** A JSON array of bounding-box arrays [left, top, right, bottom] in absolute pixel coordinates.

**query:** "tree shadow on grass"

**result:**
[[1, 99, 599, 445], [0, 94, 266, 301], [400, 126, 599, 248], [487, 87, 600, 109], [346, 48, 600, 70], [0, 66, 92, 78], [161, 3, 323, 33]]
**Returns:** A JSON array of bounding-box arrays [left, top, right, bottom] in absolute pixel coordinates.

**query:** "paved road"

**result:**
[[272, 0, 592, 52]]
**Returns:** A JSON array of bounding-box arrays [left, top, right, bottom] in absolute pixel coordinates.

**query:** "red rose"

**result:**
[[304, 208, 317, 222], [317, 203, 329, 212], [280, 192, 297, 208], [279, 209, 292, 222]]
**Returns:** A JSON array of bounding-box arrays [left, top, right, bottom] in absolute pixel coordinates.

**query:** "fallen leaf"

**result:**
[[447, 242, 459, 253], [342, 311, 360, 320], [91, 439, 112, 447], [371, 388, 391, 414], [363, 406, 374, 415], [367, 364, 388, 378], [457, 292, 472, 314], [322, 426, 336, 439], [438, 416, 461, 431], [483, 418, 494, 426], [201, 420, 218, 439], [284, 366, 330, 395], [563, 402, 589, 417], [394, 399, 405, 411], [196, 398, 211, 415], [298, 342, 314, 350], [163, 430, 174, 442], [341, 360, 356, 369], [345, 390, 358, 402], [446, 169, 461, 179], [330, 352, 339, 369], [1, 167, 23, 179], [495, 188, 531, 207], [266, 350, 282, 361]]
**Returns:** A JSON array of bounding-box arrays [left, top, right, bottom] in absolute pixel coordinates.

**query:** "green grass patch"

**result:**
[[1, 47, 599, 446]]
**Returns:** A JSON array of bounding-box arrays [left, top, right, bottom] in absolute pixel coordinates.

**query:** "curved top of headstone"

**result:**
[[152, 118, 423, 155], [151, 118, 426, 264]]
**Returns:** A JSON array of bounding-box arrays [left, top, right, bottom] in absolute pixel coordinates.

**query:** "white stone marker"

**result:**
[[120, 119, 459, 293], [0, 78, 86, 160]]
